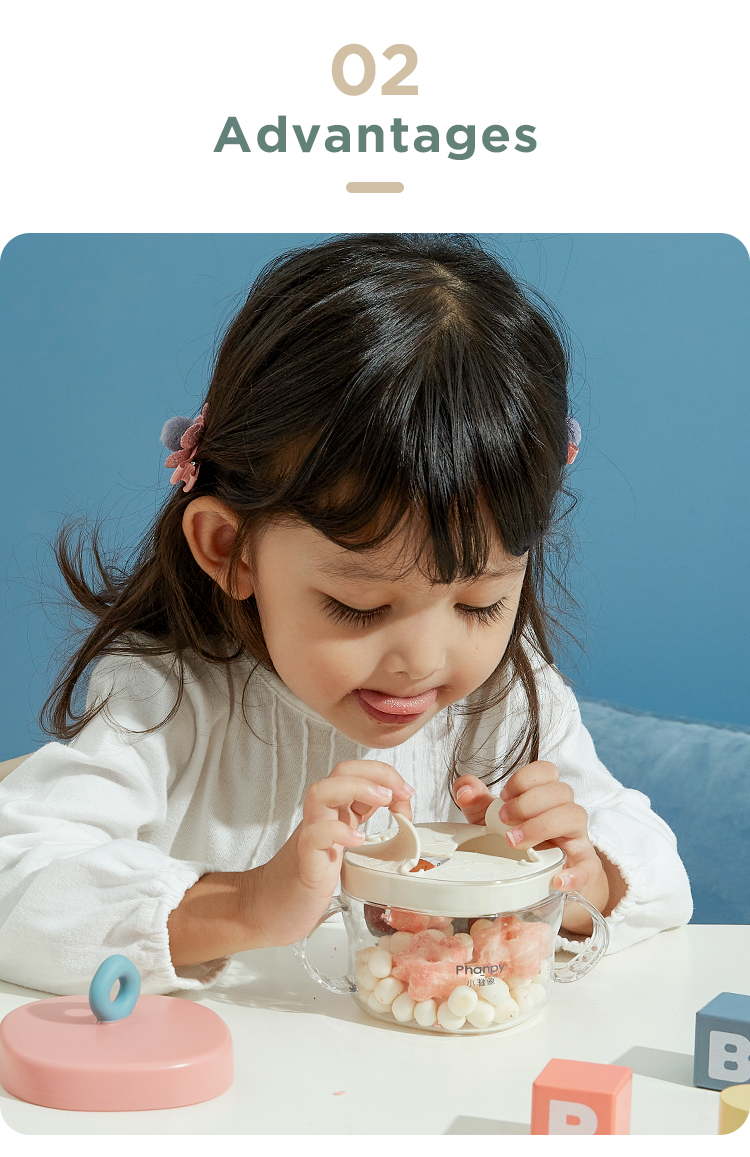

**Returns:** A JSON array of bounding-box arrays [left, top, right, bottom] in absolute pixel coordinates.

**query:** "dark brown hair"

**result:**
[[42, 233, 576, 787]]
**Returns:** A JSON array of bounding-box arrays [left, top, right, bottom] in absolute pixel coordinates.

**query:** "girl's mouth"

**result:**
[[354, 687, 438, 725]]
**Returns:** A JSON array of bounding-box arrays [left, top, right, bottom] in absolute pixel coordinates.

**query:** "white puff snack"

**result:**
[[391, 992, 416, 1023], [355, 963, 378, 992], [388, 931, 413, 954], [437, 1001, 466, 1031], [509, 986, 536, 1014], [425, 928, 446, 941], [414, 999, 438, 1027], [476, 978, 511, 1006], [447, 986, 478, 1017], [377, 935, 393, 952], [367, 990, 386, 1013], [528, 983, 547, 1006], [492, 997, 520, 1023], [373, 976, 405, 1005], [453, 932, 474, 952], [470, 919, 493, 934], [368, 949, 393, 978], [466, 999, 495, 1029]]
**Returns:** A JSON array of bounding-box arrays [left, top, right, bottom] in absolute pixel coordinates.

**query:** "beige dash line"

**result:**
[[346, 182, 404, 194]]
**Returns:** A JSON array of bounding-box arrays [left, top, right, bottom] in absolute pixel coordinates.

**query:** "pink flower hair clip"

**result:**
[[160, 403, 208, 492], [566, 416, 581, 464]]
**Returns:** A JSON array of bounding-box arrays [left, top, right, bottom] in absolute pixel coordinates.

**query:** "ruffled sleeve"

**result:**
[[536, 667, 693, 953], [0, 652, 229, 995]]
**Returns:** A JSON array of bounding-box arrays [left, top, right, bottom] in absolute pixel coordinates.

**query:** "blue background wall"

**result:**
[[1, 234, 748, 757]]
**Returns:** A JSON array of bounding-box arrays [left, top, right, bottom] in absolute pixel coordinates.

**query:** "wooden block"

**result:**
[[531, 1058, 632, 1135], [693, 992, 750, 1092], [719, 1084, 750, 1135]]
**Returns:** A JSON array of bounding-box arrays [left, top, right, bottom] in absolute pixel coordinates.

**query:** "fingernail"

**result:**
[[499, 787, 510, 800], [554, 873, 572, 889], [455, 786, 472, 802], [506, 828, 524, 847], [499, 805, 510, 824], [372, 786, 393, 801], [350, 830, 365, 842], [403, 784, 415, 797]]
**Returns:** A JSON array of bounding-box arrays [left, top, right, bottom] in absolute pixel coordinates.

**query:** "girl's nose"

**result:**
[[381, 630, 446, 683]]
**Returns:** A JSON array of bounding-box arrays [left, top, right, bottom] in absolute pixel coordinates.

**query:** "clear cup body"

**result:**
[[345, 889, 564, 1034], [295, 885, 609, 1034]]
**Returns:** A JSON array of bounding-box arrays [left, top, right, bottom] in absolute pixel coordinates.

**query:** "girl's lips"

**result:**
[[355, 687, 438, 725]]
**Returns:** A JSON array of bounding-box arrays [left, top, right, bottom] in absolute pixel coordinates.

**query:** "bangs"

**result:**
[[257, 328, 564, 580]]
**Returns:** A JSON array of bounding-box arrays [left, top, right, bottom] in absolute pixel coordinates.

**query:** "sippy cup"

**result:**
[[296, 799, 609, 1034]]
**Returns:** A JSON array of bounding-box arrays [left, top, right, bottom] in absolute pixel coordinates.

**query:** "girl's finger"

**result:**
[[351, 797, 413, 824], [351, 801, 383, 824], [499, 781, 573, 826], [297, 820, 365, 884], [387, 797, 413, 821], [503, 802, 589, 851], [550, 843, 603, 894], [303, 775, 396, 825], [330, 760, 414, 801], [299, 818, 365, 853], [499, 761, 559, 801], [453, 775, 496, 826]]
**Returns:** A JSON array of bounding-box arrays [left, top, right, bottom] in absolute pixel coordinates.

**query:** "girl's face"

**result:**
[[251, 519, 527, 747]]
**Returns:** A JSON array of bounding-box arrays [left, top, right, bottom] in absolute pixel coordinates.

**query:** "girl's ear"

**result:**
[[181, 497, 253, 600]]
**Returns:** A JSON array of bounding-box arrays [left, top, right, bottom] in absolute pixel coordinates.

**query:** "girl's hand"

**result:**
[[249, 760, 413, 948], [453, 762, 615, 935], [168, 760, 413, 965]]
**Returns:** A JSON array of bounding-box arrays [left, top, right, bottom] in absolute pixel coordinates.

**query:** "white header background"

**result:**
[[0, 0, 748, 242], [0, 1, 747, 1154]]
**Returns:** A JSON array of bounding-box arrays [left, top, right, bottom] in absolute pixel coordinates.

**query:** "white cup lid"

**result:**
[[342, 805, 565, 916]]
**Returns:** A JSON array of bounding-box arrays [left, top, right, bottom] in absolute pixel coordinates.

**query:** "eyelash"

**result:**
[[456, 597, 510, 625], [322, 598, 388, 627], [322, 597, 510, 628]]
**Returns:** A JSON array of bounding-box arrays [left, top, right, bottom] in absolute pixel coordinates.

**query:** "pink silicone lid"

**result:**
[[0, 994, 233, 1112]]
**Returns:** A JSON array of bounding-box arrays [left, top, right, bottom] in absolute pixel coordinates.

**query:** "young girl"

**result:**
[[0, 234, 691, 996]]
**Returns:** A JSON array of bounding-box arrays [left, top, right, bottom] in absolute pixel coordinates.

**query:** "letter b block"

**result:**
[[531, 1058, 632, 1135], [693, 992, 750, 1091]]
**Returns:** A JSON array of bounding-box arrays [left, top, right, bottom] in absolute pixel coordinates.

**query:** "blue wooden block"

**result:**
[[693, 992, 750, 1091]]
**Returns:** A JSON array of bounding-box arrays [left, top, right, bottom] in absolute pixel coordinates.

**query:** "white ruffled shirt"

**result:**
[[0, 650, 693, 995]]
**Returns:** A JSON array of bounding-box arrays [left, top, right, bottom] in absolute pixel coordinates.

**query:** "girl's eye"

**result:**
[[322, 597, 389, 628], [456, 598, 509, 625]]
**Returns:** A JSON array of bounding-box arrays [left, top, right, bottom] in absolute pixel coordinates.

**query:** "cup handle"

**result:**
[[294, 897, 356, 996], [552, 890, 610, 984]]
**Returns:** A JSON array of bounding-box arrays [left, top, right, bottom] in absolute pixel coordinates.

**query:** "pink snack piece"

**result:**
[[388, 908, 452, 934], [405, 931, 469, 964], [503, 915, 553, 978], [471, 915, 552, 979], [398, 959, 463, 1002], [471, 924, 514, 973], [391, 932, 471, 1002]]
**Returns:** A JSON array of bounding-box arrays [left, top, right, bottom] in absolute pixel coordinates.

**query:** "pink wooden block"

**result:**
[[0, 994, 233, 1111], [531, 1057, 632, 1134]]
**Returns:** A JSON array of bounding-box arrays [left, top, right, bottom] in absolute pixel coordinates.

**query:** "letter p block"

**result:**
[[693, 992, 750, 1091], [531, 1058, 632, 1135]]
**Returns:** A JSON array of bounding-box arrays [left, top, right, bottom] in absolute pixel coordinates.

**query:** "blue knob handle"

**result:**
[[88, 955, 141, 1022]]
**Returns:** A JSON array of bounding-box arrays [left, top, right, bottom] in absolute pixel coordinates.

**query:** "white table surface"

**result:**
[[0, 923, 747, 1135]]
